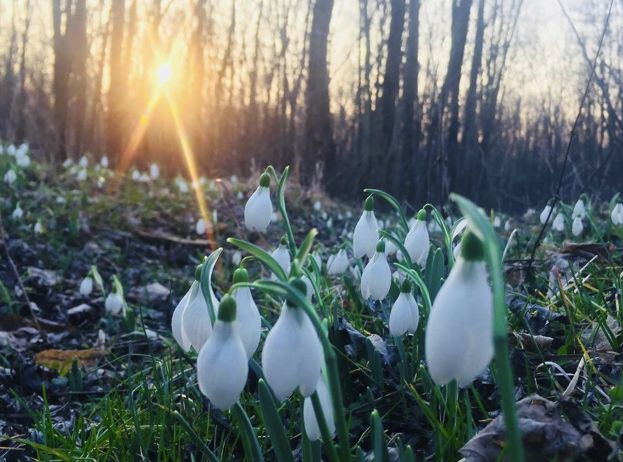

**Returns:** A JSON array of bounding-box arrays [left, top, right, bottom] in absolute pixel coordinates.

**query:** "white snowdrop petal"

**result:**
[[197, 322, 248, 410], [303, 378, 335, 441], [553, 213, 565, 231], [572, 217, 583, 236], [244, 186, 272, 232], [296, 311, 324, 396], [181, 284, 213, 351], [80, 277, 93, 296], [407, 293, 420, 332], [233, 287, 262, 358], [360, 253, 392, 300], [105, 293, 124, 315], [389, 293, 414, 336], [172, 283, 194, 350], [539, 205, 552, 225], [353, 211, 379, 258], [404, 221, 430, 267], [271, 246, 291, 275]]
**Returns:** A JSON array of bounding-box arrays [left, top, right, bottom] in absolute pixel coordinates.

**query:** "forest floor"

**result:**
[[1, 156, 623, 461]]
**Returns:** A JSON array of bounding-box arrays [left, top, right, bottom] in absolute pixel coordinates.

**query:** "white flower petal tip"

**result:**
[[232, 268, 261, 358], [197, 296, 248, 411], [539, 205, 552, 225], [353, 197, 379, 258], [572, 217, 583, 237], [389, 282, 419, 336], [425, 232, 493, 388], [327, 249, 349, 275], [79, 277, 93, 296], [244, 174, 272, 232], [552, 213, 565, 232], [105, 292, 124, 315], [262, 286, 323, 401], [303, 377, 336, 442], [360, 241, 392, 301], [180, 281, 213, 352], [271, 242, 291, 277], [404, 210, 430, 267]]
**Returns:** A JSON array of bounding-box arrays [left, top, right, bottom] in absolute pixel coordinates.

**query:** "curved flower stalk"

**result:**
[[404, 209, 430, 268], [197, 295, 248, 410], [244, 172, 273, 232], [539, 204, 553, 225], [360, 240, 392, 301], [389, 280, 419, 336], [262, 279, 323, 401], [231, 268, 261, 358], [326, 249, 349, 275], [271, 237, 291, 277], [552, 212, 565, 232], [572, 217, 584, 236], [303, 376, 336, 442], [353, 196, 379, 258], [425, 231, 493, 387], [572, 199, 586, 220], [611, 203, 623, 226]]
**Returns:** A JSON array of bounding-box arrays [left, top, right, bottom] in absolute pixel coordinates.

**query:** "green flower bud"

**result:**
[[259, 172, 270, 188], [218, 295, 237, 322], [375, 240, 385, 253], [416, 209, 427, 221], [460, 231, 485, 261], [364, 195, 374, 212], [400, 279, 412, 293], [233, 267, 249, 284]]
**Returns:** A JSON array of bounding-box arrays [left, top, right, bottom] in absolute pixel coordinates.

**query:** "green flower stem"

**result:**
[[451, 193, 524, 462], [423, 203, 454, 267], [267, 166, 296, 257]]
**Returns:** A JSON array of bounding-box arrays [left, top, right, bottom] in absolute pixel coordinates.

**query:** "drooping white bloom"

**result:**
[[389, 280, 419, 336], [77, 168, 87, 181], [79, 155, 88, 168], [262, 280, 323, 401], [492, 216, 501, 228], [611, 203, 623, 226], [4, 169, 16, 185], [404, 210, 430, 267], [63, 158, 73, 168], [231, 268, 261, 358], [131, 169, 141, 181], [181, 281, 213, 352], [353, 196, 379, 258], [105, 291, 124, 315], [384, 238, 398, 255], [539, 204, 552, 225], [7, 144, 16, 156], [313, 200, 322, 211], [572, 217, 583, 236], [171, 283, 193, 350], [552, 213, 565, 232], [16, 154, 30, 168], [196, 218, 206, 235], [175, 176, 189, 193], [33, 221, 43, 235], [425, 231, 493, 387], [231, 250, 242, 266], [271, 239, 291, 277], [327, 249, 349, 275], [303, 376, 336, 441], [244, 173, 272, 232], [149, 163, 160, 180], [504, 220, 512, 232], [100, 155, 109, 168], [11, 204, 23, 220], [360, 240, 392, 301], [197, 295, 248, 410], [80, 276, 93, 296], [572, 199, 586, 220]]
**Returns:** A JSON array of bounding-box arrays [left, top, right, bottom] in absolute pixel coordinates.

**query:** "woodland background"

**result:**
[[0, 0, 622, 211]]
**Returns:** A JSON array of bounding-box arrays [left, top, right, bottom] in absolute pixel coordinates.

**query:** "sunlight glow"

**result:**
[[156, 62, 173, 86]]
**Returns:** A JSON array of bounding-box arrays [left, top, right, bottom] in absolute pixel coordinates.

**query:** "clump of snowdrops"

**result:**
[[170, 165, 524, 461]]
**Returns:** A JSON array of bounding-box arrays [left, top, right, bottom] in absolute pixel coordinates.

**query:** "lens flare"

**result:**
[[156, 62, 172, 86]]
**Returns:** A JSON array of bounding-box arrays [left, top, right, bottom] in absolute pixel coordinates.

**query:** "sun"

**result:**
[[156, 62, 173, 86]]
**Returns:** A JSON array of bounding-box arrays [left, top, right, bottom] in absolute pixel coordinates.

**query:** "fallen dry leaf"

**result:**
[[35, 347, 107, 374]]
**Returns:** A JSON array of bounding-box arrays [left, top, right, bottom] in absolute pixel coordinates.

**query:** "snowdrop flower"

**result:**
[[175, 176, 189, 193], [63, 158, 73, 168], [231, 268, 261, 358], [262, 279, 323, 400], [349, 265, 362, 280], [313, 200, 322, 211], [611, 203, 623, 226], [197, 295, 248, 410], [11, 204, 23, 220], [244, 172, 272, 232], [572, 217, 583, 236], [425, 231, 493, 387], [572, 199, 586, 220], [230, 175, 238, 184], [504, 220, 512, 232], [384, 238, 398, 255], [236, 191, 244, 200], [4, 169, 16, 185], [131, 169, 141, 181], [353, 196, 379, 258], [7, 144, 16, 156], [78, 155, 88, 168], [100, 155, 109, 168], [311, 252, 322, 269], [33, 221, 43, 235], [492, 216, 501, 228], [326, 218, 333, 229], [231, 250, 242, 266], [552, 213, 565, 232], [80, 276, 93, 296], [301, 274, 314, 301], [327, 249, 349, 275], [149, 163, 160, 180], [77, 169, 87, 182], [303, 376, 336, 442], [360, 240, 392, 300], [105, 290, 124, 315], [389, 280, 419, 336], [196, 218, 206, 235], [271, 237, 291, 277], [16, 154, 30, 167], [539, 204, 553, 225], [404, 209, 430, 267], [171, 283, 194, 350], [181, 280, 213, 352]]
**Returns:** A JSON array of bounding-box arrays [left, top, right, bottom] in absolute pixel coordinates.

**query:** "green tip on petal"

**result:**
[[280, 236, 288, 246], [376, 240, 385, 253], [218, 295, 237, 322], [416, 209, 427, 221], [400, 279, 412, 293], [460, 231, 485, 261], [259, 172, 270, 187], [195, 263, 203, 281], [364, 195, 374, 211], [288, 278, 307, 305], [233, 267, 249, 284]]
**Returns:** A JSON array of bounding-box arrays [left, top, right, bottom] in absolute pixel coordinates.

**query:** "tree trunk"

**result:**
[[107, 0, 125, 164]]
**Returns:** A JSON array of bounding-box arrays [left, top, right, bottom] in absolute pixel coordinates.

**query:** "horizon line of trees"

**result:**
[[0, 0, 622, 212]]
